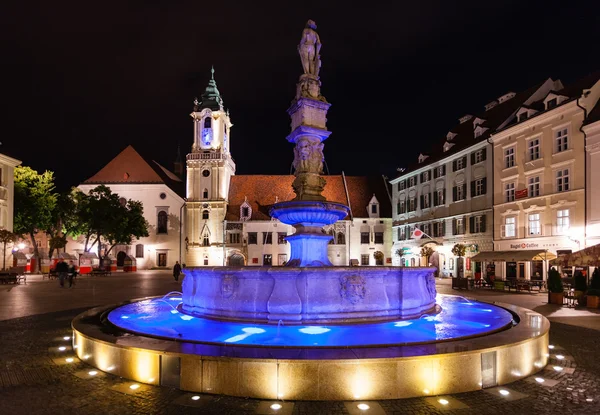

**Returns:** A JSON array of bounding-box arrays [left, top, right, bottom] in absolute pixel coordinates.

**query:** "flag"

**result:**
[[411, 228, 424, 240]]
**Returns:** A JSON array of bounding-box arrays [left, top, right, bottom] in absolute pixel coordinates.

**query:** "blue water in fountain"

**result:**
[[107, 294, 514, 347]]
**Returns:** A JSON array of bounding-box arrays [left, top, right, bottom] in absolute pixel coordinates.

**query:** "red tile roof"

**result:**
[[83, 145, 185, 196], [226, 175, 391, 221]]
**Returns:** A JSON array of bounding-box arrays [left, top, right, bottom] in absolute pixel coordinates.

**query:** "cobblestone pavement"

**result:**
[[0, 272, 599, 414]]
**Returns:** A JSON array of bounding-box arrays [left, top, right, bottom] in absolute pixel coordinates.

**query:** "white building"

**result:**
[[74, 145, 186, 269], [583, 81, 600, 249], [390, 79, 556, 278], [490, 73, 600, 280], [0, 152, 22, 232]]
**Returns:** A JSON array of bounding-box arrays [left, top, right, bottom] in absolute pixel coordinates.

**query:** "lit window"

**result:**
[[529, 138, 540, 161], [409, 177, 416, 187], [557, 210, 570, 234], [398, 200, 406, 214], [472, 215, 484, 233], [474, 150, 484, 164], [556, 169, 570, 192], [529, 213, 541, 235], [422, 193, 430, 209], [422, 171, 429, 182], [277, 232, 287, 244], [505, 147, 515, 168], [456, 157, 464, 170], [398, 181, 406, 191], [409, 198, 416, 212], [474, 178, 486, 197], [456, 184, 465, 201], [528, 176, 540, 197], [505, 182, 515, 202], [556, 128, 568, 152], [504, 217, 516, 238], [263, 254, 272, 266], [455, 217, 465, 235]]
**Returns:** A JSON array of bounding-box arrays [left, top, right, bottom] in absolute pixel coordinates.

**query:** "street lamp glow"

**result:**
[[270, 403, 282, 411], [553, 366, 563, 372], [535, 377, 545, 383], [63, 336, 70, 341], [65, 358, 74, 363], [88, 371, 97, 376], [499, 389, 510, 396], [556, 354, 565, 360], [438, 399, 449, 405], [58, 346, 66, 351], [191, 395, 200, 401], [129, 384, 140, 390], [357, 403, 370, 411]]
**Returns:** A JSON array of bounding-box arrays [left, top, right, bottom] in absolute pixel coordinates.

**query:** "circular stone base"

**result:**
[[71, 297, 549, 401]]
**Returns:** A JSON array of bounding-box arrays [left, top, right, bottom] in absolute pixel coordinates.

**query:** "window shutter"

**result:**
[[452, 160, 457, 172], [469, 216, 475, 233], [471, 153, 475, 165], [419, 173, 423, 183], [429, 193, 432, 206], [443, 189, 446, 204], [433, 190, 438, 206], [452, 218, 457, 235], [462, 183, 467, 199], [453, 186, 457, 201], [471, 181, 476, 197], [420, 194, 424, 209], [482, 177, 487, 194], [441, 221, 446, 236], [441, 165, 445, 175], [482, 148, 487, 161], [434, 168, 438, 179], [396, 202, 401, 215], [481, 214, 487, 233], [463, 156, 467, 168]]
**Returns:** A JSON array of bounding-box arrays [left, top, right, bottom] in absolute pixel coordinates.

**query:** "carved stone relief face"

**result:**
[[426, 273, 437, 301], [340, 275, 366, 304], [221, 274, 239, 299], [296, 138, 312, 160]]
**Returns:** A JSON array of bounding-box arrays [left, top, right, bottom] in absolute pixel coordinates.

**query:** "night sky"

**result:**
[[3, 1, 599, 191]]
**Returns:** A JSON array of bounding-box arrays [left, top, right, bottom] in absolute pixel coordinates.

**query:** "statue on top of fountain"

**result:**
[[296, 20, 326, 102]]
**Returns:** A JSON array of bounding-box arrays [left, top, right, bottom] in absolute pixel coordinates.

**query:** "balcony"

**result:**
[[187, 152, 225, 161]]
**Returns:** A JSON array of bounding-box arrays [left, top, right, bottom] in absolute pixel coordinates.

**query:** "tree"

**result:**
[[13, 166, 58, 272], [46, 190, 78, 258], [67, 186, 149, 258], [451, 243, 467, 258], [0, 230, 17, 270], [420, 246, 434, 265], [373, 250, 384, 265]]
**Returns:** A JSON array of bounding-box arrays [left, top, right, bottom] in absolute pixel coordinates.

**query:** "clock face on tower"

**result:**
[[201, 129, 213, 147]]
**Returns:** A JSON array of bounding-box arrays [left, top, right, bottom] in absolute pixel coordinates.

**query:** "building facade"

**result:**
[[390, 79, 558, 277], [73, 145, 186, 269], [0, 152, 21, 232], [491, 73, 600, 280], [584, 100, 600, 249]]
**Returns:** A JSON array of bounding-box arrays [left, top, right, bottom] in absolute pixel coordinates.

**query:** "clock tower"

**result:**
[[185, 68, 236, 266]]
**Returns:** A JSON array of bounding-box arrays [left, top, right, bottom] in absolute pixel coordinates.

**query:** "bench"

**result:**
[[90, 268, 111, 276], [0, 271, 26, 284]]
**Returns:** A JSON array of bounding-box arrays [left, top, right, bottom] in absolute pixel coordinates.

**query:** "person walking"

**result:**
[[67, 260, 77, 288], [55, 258, 69, 288], [173, 261, 182, 282]]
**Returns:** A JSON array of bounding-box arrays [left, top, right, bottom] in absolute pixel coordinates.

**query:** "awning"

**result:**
[[550, 243, 600, 267], [471, 250, 557, 262]]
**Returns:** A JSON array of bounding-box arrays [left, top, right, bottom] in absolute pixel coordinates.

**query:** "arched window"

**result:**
[[204, 117, 212, 129], [203, 188, 208, 199], [337, 233, 346, 245], [202, 210, 209, 220], [157, 211, 168, 234], [135, 244, 144, 258], [410, 258, 416, 267]]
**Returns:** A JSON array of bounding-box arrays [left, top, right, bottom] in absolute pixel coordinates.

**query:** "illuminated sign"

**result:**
[[510, 243, 539, 249]]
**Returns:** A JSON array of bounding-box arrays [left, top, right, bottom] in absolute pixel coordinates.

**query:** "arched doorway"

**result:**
[[117, 251, 127, 267], [430, 251, 440, 277], [227, 253, 245, 266]]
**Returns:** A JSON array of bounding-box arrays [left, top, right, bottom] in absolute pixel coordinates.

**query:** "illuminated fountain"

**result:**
[[72, 20, 550, 401]]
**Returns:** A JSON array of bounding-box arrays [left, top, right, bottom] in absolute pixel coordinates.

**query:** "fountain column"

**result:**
[[270, 20, 349, 267]]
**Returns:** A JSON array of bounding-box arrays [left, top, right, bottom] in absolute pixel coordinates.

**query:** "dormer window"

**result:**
[[446, 132, 457, 141], [472, 117, 485, 128], [459, 114, 473, 124], [240, 199, 252, 221], [498, 92, 516, 103], [544, 93, 567, 110], [516, 107, 537, 123], [484, 101, 498, 111], [418, 153, 429, 163], [474, 126, 488, 138], [443, 142, 455, 152], [368, 194, 380, 218], [518, 112, 529, 122]]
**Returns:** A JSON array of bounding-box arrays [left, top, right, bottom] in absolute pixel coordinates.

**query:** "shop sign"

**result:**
[[515, 188, 528, 200], [466, 244, 479, 253], [510, 242, 539, 249]]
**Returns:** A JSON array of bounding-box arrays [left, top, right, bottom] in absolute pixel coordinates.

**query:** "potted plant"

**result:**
[[574, 270, 587, 306], [373, 251, 384, 266], [586, 268, 600, 309], [420, 246, 434, 266], [395, 249, 405, 267], [547, 267, 564, 305]]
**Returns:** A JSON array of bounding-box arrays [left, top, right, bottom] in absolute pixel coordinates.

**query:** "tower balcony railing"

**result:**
[[187, 152, 226, 161]]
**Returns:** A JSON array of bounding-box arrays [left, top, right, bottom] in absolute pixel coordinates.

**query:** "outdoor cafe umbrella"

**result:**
[[550, 243, 600, 268]]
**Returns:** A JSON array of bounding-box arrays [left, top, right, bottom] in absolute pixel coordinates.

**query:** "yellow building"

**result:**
[[490, 73, 600, 280]]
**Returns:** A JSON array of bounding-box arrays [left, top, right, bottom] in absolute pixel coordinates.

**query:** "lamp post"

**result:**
[[179, 198, 187, 265]]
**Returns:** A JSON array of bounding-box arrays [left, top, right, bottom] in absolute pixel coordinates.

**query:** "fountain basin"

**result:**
[[72, 297, 549, 401], [269, 201, 350, 229], [181, 266, 437, 323]]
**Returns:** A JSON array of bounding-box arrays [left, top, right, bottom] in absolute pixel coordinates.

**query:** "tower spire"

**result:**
[[195, 67, 223, 111]]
